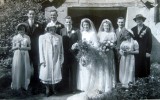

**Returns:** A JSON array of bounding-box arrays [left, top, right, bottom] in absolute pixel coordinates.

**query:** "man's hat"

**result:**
[[133, 14, 146, 22]]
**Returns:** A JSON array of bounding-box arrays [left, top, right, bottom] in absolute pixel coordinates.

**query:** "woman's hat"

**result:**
[[16, 23, 28, 32], [133, 14, 146, 22], [45, 22, 57, 31]]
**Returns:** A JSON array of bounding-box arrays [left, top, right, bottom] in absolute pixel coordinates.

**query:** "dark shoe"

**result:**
[[46, 91, 50, 97], [45, 86, 50, 97], [53, 90, 57, 95]]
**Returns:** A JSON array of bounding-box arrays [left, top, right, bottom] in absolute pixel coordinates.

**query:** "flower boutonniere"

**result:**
[[140, 27, 148, 38], [55, 24, 61, 28], [35, 24, 39, 27], [71, 30, 76, 34]]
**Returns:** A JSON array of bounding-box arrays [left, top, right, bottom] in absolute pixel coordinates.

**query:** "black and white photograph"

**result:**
[[0, 0, 160, 99]]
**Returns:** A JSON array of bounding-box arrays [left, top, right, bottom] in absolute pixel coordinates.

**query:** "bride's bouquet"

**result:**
[[99, 40, 114, 54], [72, 40, 92, 66], [72, 40, 101, 67]]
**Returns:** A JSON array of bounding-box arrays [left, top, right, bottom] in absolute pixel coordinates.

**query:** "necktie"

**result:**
[[29, 20, 34, 27]]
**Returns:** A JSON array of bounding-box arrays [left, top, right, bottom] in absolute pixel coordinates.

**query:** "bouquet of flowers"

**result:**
[[72, 40, 101, 67], [121, 45, 130, 52], [120, 45, 131, 56], [99, 40, 114, 53]]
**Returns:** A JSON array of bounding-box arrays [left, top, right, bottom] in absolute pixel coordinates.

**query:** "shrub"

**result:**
[[0, 0, 45, 67]]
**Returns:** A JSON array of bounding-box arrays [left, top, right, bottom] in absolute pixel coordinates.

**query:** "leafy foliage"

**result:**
[[0, 0, 44, 67], [85, 63, 160, 100]]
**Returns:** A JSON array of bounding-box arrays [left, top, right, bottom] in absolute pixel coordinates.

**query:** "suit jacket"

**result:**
[[44, 21, 64, 35], [60, 27, 81, 57], [24, 20, 44, 64], [115, 27, 127, 50]]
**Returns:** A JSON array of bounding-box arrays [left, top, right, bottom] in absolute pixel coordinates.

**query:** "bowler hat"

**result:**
[[133, 14, 146, 22]]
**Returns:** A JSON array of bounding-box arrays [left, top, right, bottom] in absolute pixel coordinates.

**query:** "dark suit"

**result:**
[[59, 27, 80, 92], [114, 27, 127, 82], [131, 24, 152, 78], [24, 20, 44, 92]]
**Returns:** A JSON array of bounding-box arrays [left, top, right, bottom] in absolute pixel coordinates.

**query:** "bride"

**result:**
[[77, 18, 99, 91], [68, 18, 103, 100], [97, 19, 117, 91]]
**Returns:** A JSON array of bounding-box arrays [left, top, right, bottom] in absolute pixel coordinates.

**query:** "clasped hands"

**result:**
[[15, 46, 27, 51], [122, 50, 133, 56], [146, 53, 151, 58]]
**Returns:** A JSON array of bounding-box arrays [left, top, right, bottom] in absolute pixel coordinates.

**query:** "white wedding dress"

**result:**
[[76, 31, 99, 91], [97, 19, 117, 91], [67, 18, 101, 100]]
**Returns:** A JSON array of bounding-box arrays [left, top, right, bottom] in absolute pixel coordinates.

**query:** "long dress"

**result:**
[[39, 33, 64, 84], [119, 39, 139, 87], [98, 31, 117, 91], [11, 34, 31, 90], [68, 18, 102, 100], [77, 31, 99, 91]]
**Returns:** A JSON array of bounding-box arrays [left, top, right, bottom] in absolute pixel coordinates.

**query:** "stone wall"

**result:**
[[44, 0, 160, 62], [0, 0, 4, 6]]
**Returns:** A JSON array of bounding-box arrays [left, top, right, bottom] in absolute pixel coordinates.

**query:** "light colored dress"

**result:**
[[98, 31, 117, 91], [68, 18, 104, 100], [39, 33, 64, 84], [119, 39, 139, 87], [11, 34, 31, 90], [77, 30, 99, 91]]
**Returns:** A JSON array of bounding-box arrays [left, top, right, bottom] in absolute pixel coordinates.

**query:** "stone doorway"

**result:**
[[68, 7, 127, 30]]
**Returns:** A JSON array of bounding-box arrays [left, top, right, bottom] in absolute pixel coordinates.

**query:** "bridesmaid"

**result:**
[[11, 23, 32, 90], [119, 29, 139, 88]]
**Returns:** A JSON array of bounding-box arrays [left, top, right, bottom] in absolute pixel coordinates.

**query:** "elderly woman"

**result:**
[[39, 23, 64, 96], [131, 14, 152, 78]]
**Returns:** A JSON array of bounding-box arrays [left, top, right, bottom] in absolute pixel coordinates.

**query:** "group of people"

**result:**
[[10, 9, 152, 97]]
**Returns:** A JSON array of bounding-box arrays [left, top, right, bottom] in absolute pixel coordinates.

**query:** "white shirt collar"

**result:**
[[50, 20, 57, 25], [66, 25, 72, 32], [118, 27, 123, 32]]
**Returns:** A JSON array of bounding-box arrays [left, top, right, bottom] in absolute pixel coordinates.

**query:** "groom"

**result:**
[[59, 16, 80, 92]]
